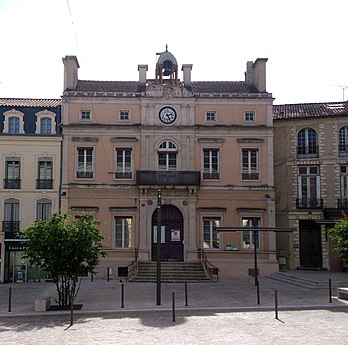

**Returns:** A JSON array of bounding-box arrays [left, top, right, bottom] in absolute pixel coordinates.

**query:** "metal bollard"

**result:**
[[329, 279, 332, 303], [8, 287, 12, 312], [172, 292, 176, 322], [185, 282, 188, 306], [107, 267, 111, 282], [274, 290, 278, 320], [91, 271, 94, 282], [121, 283, 125, 308]]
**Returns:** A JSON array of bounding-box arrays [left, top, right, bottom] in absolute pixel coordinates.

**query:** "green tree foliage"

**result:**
[[22, 212, 105, 307], [327, 216, 348, 263]]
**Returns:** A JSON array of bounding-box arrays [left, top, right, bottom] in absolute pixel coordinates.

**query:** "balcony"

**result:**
[[136, 171, 200, 186], [2, 221, 20, 233], [3, 178, 21, 189], [297, 146, 319, 159], [36, 179, 53, 189], [202, 172, 220, 180], [337, 198, 348, 208], [76, 171, 94, 179], [242, 172, 259, 180], [296, 198, 323, 209]]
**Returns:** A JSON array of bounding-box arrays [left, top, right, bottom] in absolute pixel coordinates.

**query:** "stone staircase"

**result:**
[[267, 271, 348, 289], [129, 261, 213, 283]]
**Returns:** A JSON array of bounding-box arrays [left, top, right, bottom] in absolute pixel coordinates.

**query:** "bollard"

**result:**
[[121, 283, 125, 308], [274, 289, 278, 320], [91, 271, 94, 282], [256, 281, 260, 305], [329, 278, 332, 303], [8, 287, 12, 312], [107, 267, 110, 282], [184, 282, 188, 306], [172, 292, 176, 322]]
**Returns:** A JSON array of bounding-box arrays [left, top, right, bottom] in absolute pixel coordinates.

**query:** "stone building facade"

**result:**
[[273, 102, 348, 271], [61, 49, 277, 279]]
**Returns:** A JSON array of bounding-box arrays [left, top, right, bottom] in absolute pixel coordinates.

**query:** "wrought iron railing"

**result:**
[[76, 171, 94, 179], [197, 248, 219, 281], [338, 145, 348, 157], [296, 198, 323, 209], [36, 179, 53, 189], [136, 171, 200, 186], [3, 178, 21, 189], [337, 198, 348, 208], [297, 145, 319, 159], [118, 248, 139, 281], [242, 172, 259, 180], [2, 221, 20, 232]]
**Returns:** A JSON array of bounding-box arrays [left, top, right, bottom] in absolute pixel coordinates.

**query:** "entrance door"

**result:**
[[152, 205, 184, 261], [299, 220, 322, 268]]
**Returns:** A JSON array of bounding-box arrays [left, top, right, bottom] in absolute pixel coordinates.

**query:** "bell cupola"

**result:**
[[155, 45, 178, 85]]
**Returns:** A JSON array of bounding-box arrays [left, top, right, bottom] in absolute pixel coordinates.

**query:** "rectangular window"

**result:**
[[40, 118, 52, 134], [115, 217, 132, 248], [203, 218, 220, 249], [340, 165, 348, 207], [9, 117, 20, 134], [206, 111, 216, 121], [36, 199, 52, 221], [37, 159, 53, 189], [116, 148, 132, 179], [76, 147, 94, 179], [297, 166, 321, 208], [244, 111, 255, 121], [242, 149, 259, 180], [203, 149, 220, 179], [80, 110, 91, 120], [4, 159, 21, 189], [119, 110, 130, 121], [242, 217, 261, 250]]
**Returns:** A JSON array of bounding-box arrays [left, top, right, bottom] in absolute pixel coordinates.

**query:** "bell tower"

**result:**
[[155, 45, 178, 85]]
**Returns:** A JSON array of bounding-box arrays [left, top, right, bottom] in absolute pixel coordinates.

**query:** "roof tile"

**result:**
[[0, 98, 61, 108]]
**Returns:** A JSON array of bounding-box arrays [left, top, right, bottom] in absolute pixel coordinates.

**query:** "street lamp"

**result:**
[[156, 190, 162, 305]]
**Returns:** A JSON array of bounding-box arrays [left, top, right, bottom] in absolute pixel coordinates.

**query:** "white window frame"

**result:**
[[80, 110, 92, 121], [114, 216, 132, 249], [76, 147, 94, 179], [241, 148, 260, 180], [158, 140, 178, 171], [297, 166, 321, 207], [119, 110, 130, 121], [36, 198, 52, 221], [202, 217, 221, 250], [3, 110, 24, 134], [205, 111, 217, 122], [115, 147, 133, 179], [241, 217, 262, 251], [202, 148, 220, 180], [35, 110, 56, 134], [244, 111, 256, 122]]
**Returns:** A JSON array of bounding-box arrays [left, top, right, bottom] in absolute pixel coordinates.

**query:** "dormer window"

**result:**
[[3, 110, 24, 134], [40, 117, 52, 134], [9, 116, 20, 134], [35, 110, 56, 135]]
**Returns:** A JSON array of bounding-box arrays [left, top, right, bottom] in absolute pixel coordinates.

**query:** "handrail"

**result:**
[[197, 248, 219, 281], [125, 247, 139, 280]]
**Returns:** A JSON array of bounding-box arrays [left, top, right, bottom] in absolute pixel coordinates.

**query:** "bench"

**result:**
[[337, 287, 348, 301], [35, 296, 52, 312]]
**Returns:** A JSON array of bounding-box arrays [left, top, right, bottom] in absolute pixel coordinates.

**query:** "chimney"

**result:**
[[138, 64, 148, 86], [62, 55, 79, 91], [181, 64, 193, 88], [245, 58, 268, 92]]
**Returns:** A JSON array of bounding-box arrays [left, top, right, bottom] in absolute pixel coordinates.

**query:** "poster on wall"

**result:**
[[171, 229, 181, 242], [153, 226, 166, 243]]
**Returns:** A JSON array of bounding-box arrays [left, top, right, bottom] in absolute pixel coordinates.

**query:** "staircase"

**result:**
[[267, 271, 348, 289], [130, 261, 213, 283]]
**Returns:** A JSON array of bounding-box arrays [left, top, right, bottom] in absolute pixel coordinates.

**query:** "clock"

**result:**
[[159, 107, 177, 124]]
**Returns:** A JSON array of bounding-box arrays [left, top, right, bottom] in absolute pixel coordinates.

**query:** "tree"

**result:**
[[22, 212, 106, 307], [327, 216, 348, 264]]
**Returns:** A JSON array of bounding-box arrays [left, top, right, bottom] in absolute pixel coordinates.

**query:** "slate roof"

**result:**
[[273, 101, 348, 121], [0, 98, 61, 108], [73, 80, 261, 94]]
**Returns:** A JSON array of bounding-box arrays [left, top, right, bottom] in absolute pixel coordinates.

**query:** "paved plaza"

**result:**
[[0, 271, 347, 344]]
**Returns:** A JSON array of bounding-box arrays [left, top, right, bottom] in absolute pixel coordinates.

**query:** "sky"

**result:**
[[0, 0, 347, 105]]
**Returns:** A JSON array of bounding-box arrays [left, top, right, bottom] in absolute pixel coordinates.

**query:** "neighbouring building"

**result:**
[[273, 101, 348, 271], [0, 98, 62, 283], [61, 48, 277, 279]]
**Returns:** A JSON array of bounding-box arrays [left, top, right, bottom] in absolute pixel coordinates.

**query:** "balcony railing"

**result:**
[[3, 178, 21, 189], [242, 172, 259, 180], [115, 172, 133, 179], [76, 171, 94, 179], [202, 172, 220, 180], [296, 198, 323, 209], [338, 144, 348, 157], [337, 198, 348, 208], [297, 146, 319, 159], [36, 179, 53, 189], [2, 221, 20, 233], [136, 171, 200, 186]]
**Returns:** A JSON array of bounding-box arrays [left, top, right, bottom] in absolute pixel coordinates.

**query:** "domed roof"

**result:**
[[156, 46, 178, 66]]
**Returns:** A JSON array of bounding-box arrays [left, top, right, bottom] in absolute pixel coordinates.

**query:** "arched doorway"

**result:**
[[152, 205, 184, 261]]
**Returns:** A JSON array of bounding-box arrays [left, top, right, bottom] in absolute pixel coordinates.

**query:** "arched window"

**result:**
[[158, 140, 177, 171], [9, 116, 20, 134], [297, 128, 318, 158], [36, 198, 52, 221], [339, 126, 348, 157], [40, 117, 52, 134]]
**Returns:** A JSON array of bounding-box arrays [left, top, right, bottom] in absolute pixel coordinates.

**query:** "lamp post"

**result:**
[[156, 190, 162, 305]]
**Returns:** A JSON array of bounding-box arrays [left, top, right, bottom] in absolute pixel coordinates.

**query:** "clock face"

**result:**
[[159, 107, 177, 124]]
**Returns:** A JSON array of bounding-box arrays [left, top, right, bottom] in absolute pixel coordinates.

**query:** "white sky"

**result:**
[[0, 0, 347, 104]]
